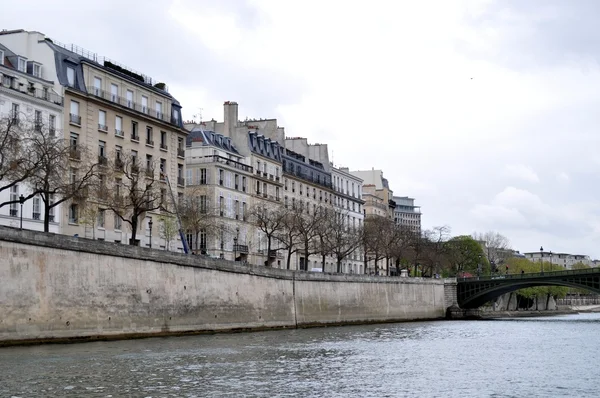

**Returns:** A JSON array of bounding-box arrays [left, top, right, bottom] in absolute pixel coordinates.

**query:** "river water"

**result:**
[[1, 313, 599, 397]]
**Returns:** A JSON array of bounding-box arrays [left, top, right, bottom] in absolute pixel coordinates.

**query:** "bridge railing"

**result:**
[[458, 267, 600, 282]]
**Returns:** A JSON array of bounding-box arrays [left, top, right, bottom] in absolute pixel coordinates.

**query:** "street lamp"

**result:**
[[18, 194, 24, 230], [477, 254, 482, 277], [540, 246, 544, 274], [549, 251, 553, 270], [148, 218, 153, 249], [233, 228, 239, 262]]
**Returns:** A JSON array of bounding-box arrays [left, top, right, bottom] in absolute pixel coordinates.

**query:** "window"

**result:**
[[155, 101, 162, 118], [33, 63, 42, 78], [126, 90, 134, 108], [97, 209, 105, 228], [177, 164, 183, 178], [93, 77, 102, 95], [32, 197, 41, 220], [131, 121, 138, 140], [9, 185, 18, 217], [48, 195, 55, 222], [160, 158, 166, 173], [98, 110, 107, 131], [242, 176, 246, 192], [66, 66, 75, 86], [146, 154, 153, 172], [110, 84, 118, 101], [34, 110, 42, 131], [49, 114, 56, 136], [186, 169, 192, 185], [219, 169, 224, 186], [200, 195, 208, 213], [200, 168, 207, 184], [98, 140, 106, 158], [70, 100, 80, 124], [146, 126, 153, 145], [70, 167, 77, 184], [242, 202, 247, 220], [141, 96, 148, 113], [11, 103, 19, 122], [115, 116, 123, 136], [114, 213, 122, 230], [70, 132, 78, 149], [160, 131, 167, 149], [276, 186, 280, 201], [18, 57, 26, 72], [69, 203, 79, 224]]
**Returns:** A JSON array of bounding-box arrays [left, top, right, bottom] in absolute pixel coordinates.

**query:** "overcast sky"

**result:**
[[3, 0, 600, 257]]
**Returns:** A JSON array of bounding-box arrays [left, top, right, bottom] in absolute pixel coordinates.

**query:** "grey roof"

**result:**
[[187, 128, 240, 154], [248, 131, 282, 162]]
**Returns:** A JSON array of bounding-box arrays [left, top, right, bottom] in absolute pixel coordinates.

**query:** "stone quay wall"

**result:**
[[0, 227, 450, 346]]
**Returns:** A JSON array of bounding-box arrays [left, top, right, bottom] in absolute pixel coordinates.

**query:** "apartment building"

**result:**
[[524, 251, 595, 270], [393, 196, 421, 233], [0, 30, 187, 246], [350, 169, 395, 220], [0, 41, 64, 232], [331, 166, 365, 273], [184, 101, 284, 265]]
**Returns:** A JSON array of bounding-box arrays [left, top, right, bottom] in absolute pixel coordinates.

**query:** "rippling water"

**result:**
[[1, 313, 599, 397]]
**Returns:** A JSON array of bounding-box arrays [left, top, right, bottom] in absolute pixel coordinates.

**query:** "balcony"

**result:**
[[131, 132, 139, 142], [98, 123, 108, 132], [131, 164, 139, 174], [177, 177, 185, 186], [185, 155, 253, 173], [115, 158, 124, 171], [69, 113, 81, 125], [115, 129, 124, 137], [268, 250, 278, 258], [177, 148, 185, 158], [0, 78, 64, 106], [48, 215, 55, 223], [69, 148, 81, 160], [145, 168, 154, 178], [98, 155, 108, 166], [146, 139, 154, 146], [9, 209, 18, 217], [49, 127, 56, 137], [33, 212, 40, 220], [160, 143, 168, 150], [234, 244, 249, 254], [85, 86, 178, 126]]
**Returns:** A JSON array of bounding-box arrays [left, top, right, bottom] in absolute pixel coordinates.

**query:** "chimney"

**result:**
[[223, 101, 238, 138]]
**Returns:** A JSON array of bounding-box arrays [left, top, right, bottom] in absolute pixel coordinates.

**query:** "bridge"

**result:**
[[457, 268, 600, 309]]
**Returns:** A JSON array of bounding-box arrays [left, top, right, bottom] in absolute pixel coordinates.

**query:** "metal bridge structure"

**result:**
[[457, 268, 600, 309]]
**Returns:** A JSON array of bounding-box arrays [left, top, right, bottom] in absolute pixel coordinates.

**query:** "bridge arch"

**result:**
[[457, 271, 600, 309]]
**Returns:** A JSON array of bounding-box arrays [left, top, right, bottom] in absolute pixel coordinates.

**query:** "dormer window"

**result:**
[[66, 66, 75, 87], [32, 63, 42, 78], [0, 50, 4, 65], [17, 57, 26, 72]]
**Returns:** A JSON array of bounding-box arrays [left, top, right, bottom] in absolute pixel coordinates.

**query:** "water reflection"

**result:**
[[1, 314, 599, 397]]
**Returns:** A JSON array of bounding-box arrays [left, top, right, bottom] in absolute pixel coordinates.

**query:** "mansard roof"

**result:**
[[187, 128, 239, 155], [248, 131, 282, 162]]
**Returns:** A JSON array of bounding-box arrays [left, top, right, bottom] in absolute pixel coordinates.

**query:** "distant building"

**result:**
[[523, 251, 594, 269], [392, 196, 421, 233]]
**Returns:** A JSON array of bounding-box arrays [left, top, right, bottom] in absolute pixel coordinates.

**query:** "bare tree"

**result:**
[[362, 215, 389, 274], [325, 208, 363, 273], [294, 202, 327, 271], [179, 185, 222, 253], [27, 128, 100, 232], [420, 225, 451, 277], [249, 203, 287, 266], [472, 231, 512, 270], [275, 209, 302, 270], [0, 115, 44, 208], [105, 152, 163, 245]]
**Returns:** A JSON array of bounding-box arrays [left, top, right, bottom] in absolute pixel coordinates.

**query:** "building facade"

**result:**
[[393, 196, 421, 233], [523, 251, 595, 270], [0, 40, 64, 233], [0, 30, 187, 247]]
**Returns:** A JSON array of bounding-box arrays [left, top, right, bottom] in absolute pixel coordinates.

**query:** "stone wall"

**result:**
[[0, 227, 448, 345]]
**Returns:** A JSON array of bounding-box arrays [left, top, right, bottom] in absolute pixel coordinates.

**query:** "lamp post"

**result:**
[[148, 218, 153, 249], [19, 194, 24, 230], [477, 254, 482, 278], [549, 251, 552, 270], [233, 227, 239, 261], [540, 246, 544, 275]]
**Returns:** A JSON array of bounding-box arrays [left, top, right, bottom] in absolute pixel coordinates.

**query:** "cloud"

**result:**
[[557, 172, 570, 183], [504, 164, 539, 183]]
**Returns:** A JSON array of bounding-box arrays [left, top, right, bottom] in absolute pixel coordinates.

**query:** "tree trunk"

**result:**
[[321, 254, 326, 272], [546, 293, 551, 310], [266, 236, 272, 267], [303, 243, 309, 272], [286, 249, 293, 270], [130, 216, 138, 245], [43, 198, 50, 233], [337, 258, 342, 273]]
